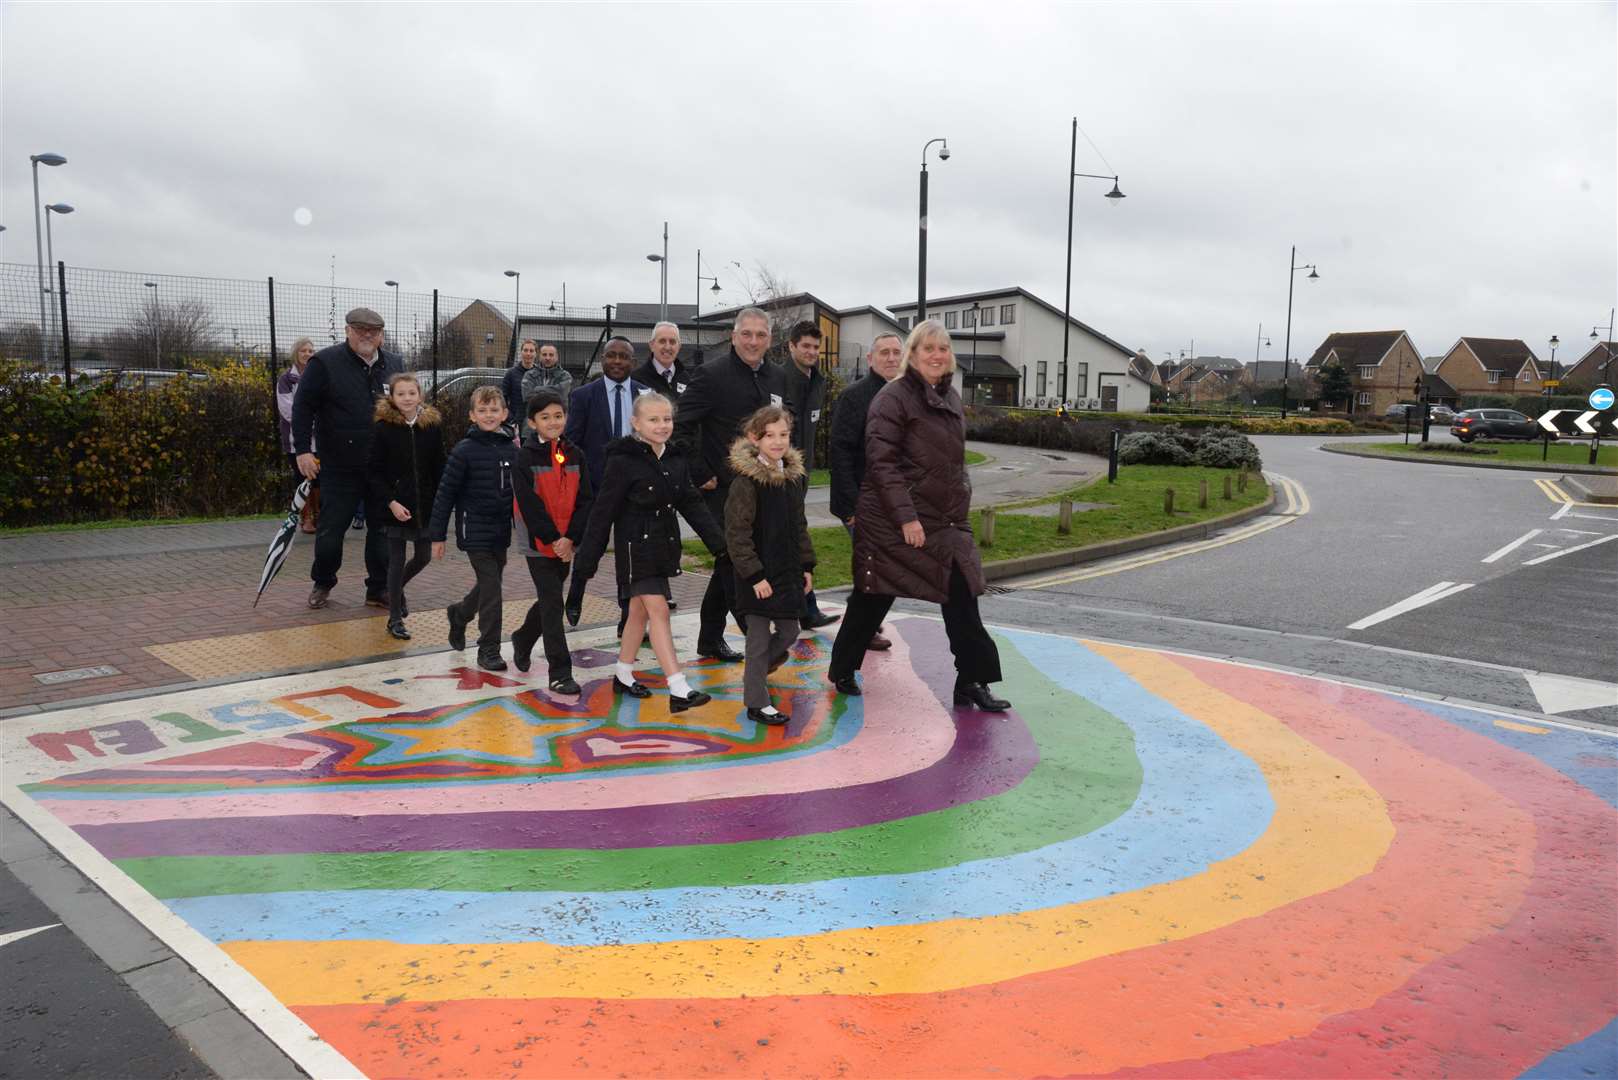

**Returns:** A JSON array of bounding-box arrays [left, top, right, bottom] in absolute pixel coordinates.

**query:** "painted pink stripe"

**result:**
[[44, 622, 954, 826]]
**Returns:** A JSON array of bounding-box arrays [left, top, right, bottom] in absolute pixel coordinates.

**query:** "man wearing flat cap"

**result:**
[[291, 307, 404, 609]]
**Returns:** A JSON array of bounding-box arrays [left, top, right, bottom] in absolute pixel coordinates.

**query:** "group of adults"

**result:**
[[285, 304, 1009, 712]]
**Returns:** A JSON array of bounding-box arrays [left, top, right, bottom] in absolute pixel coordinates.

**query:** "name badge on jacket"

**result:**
[[811, 409, 821, 423], [770, 393, 783, 407]]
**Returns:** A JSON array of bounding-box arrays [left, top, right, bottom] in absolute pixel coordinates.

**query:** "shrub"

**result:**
[[1194, 432, 1263, 470], [1118, 431, 1193, 465]]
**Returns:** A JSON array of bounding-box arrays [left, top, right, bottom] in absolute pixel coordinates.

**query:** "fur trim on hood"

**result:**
[[375, 396, 442, 426], [728, 437, 805, 486]]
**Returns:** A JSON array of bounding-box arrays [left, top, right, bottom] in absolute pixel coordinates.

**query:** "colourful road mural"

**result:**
[[4, 616, 1616, 1078]]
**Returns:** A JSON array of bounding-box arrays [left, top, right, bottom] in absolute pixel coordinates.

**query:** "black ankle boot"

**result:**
[[953, 682, 1009, 712]]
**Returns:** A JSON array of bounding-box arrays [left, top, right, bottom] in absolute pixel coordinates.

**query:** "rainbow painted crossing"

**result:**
[[18, 618, 1618, 1077]]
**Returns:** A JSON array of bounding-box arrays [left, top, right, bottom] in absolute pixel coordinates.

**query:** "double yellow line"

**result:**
[[1533, 478, 1607, 508], [1015, 473, 1309, 590]]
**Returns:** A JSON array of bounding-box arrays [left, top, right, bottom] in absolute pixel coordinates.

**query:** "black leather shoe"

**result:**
[[697, 641, 744, 663], [478, 653, 508, 672], [387, 620, 411, 641], [669, 689, 712, 713], [511, 635, 534, 672], [953, 683, 1010, 712], [549, 676, 581, 695], [446, 608, 467, 650], [801, 611, 841, 631], [867, 632, 892, 651], [365, 594, 389, 610], [828, 674, 862, 696], [748, 706, 789, 726], [613, 676, 651, 698], [308, 586, 331, 610]]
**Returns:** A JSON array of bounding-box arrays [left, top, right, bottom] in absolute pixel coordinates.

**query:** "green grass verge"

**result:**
[[1353, 441, 1617, 467], [0, 512, 282, 537], [687, 464, 1268, 589], [805, 449, 985, 489]]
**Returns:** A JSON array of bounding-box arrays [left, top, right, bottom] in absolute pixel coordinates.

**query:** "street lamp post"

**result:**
[[970, 301, 980, 398], [30, 152, 66, 361], [918, 138, 950, 320], [384, 280, 400, 347], [44, 203, 74, 363], [1279, 245, 1319, 421], [1589, 310, 1615, 465], [1061, 117, 1125, 406], [144, 281, 160, 366], [503, 270, 520, 364], [646, 222, 669, 325], [696, 249, 721, 319]]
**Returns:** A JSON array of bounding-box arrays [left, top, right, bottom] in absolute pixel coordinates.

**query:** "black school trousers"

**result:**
[[512, 555, 572, 677], [827, 565, 1001, 687], [696, 483, 743, 646]]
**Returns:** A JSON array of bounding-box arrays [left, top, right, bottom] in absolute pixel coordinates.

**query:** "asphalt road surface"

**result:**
[[971, 434, 1618, 726]]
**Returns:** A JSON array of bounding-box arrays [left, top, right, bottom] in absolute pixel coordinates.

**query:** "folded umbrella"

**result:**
[[253, 478, 311, 607]]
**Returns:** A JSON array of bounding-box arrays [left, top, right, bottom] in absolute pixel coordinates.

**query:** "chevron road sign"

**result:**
[[1537, 409, 1618, 437]]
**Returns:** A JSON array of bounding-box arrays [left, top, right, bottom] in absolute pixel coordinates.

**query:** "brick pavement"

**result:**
[[0, 524, 708, 714]]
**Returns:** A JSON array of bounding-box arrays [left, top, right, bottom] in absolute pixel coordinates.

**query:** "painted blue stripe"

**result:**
[[169, 631, 1274, 946]]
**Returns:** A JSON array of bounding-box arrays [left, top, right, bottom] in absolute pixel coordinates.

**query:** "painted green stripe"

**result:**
[[117, 637, 1141, 899]]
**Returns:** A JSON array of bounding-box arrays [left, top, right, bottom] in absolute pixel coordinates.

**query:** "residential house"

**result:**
[[836, 305, 907, 376], [442, 300, 514, 369], [1245, 359, 1304, 386], [1304, 330, 1425, 414], [1431, 337, 1543, 402], [888, 287, 1151, 411], [1557, 341, 1616, 391]]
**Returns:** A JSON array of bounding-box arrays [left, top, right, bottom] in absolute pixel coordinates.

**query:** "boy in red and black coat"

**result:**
[[510, 390, 593, 693]]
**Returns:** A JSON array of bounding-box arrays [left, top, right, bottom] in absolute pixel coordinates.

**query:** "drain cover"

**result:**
[[34, 664, 122, 685]]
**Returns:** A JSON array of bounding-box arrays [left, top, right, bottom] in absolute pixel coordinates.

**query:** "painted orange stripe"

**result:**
[[293, 650, 1536, 1078]]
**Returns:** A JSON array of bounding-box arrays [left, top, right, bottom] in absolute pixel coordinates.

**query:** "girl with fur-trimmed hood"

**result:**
[[724, 405, 816, 726], [365, 372, 447, 639]]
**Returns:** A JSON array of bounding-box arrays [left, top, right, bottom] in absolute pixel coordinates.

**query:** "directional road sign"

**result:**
[[1591, 387, 1615, 411], [1537, 409, 1618, 437]]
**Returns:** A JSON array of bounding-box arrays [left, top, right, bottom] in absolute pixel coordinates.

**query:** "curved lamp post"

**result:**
[[1060, 117, 1125, 406], [1279, 247, 1319, 420], [918, 137, 949, 321], [30, 152, 66, 357], [503, 270, 520, 363], [145, 281, 160, 365], [384, 280, 399, 344], [44, 203, 73, 363]]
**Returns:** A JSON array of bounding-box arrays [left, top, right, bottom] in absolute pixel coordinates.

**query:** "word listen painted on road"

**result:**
[[1538, 409, 1618, 437], [3, 619, 1615, 1079]]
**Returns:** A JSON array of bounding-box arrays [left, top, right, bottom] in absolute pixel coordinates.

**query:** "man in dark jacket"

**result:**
[[827, 331, 905, 651], [292, 308, 403, 609], [631, 321, 689, 402], [781, 320, 837, 630], [672, 307, 787, 660]]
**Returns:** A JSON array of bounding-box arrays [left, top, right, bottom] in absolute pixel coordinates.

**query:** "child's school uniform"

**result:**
[[723, 439, 816, 711], [570, 435, 724, 606], [510, 430, 593, 678], [426, 427, 516, 658], [365, 398, 446, 626]]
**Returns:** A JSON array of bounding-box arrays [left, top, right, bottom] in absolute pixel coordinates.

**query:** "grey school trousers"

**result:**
[[743, 616, 799, 709]]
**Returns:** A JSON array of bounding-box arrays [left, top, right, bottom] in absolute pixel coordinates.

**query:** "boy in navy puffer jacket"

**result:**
[[429, 386, 517, 671]]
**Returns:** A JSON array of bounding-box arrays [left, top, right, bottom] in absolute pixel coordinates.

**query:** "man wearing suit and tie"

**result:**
[[564, 336, 646, 492], [631, 321, 689, 404]]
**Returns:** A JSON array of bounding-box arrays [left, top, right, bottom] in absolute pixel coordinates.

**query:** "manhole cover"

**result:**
[[34, 664, 122, 685]]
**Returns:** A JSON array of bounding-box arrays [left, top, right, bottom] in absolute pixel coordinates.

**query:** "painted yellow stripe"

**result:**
[[222, 646, 1392, 1004]]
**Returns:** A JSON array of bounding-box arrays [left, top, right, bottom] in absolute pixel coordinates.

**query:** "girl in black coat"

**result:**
[[364, 373, 446, 639], [567, 391, 725, 712], [724, 406, 815, 726]]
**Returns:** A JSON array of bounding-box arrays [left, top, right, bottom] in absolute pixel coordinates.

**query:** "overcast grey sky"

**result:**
[[3, 2, 1614, 364]]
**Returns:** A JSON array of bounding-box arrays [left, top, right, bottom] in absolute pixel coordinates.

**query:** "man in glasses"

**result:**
[[292, 307, 404, 610]]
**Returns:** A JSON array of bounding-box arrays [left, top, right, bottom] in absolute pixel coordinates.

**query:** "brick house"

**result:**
[[1432, 337, 1543, 400], [1304, 331, 1424, 415], [1558, 341, 1616, 391], [442, 299, 514, 368], [1162, 363, 1235, 402]]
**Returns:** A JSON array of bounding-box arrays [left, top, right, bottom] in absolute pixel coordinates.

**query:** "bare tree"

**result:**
[[0, 321, 45, 364], [100, 299, 218, 368]]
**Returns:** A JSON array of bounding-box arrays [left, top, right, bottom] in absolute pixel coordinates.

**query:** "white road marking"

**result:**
[[1521, 532, 1618, 566], [0, 924, 59, 949], [1525, 672, 1618, 715], [1347, 581, 1475, 631], [1551, 499, 1574, 521], [1480, 529, 1542, 563]]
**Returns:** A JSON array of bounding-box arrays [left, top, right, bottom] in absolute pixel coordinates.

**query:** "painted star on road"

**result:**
[[358, 701, 598, 766]]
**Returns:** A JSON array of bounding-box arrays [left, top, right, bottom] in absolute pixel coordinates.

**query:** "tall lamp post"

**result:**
[[548, 282, 568, 366], [646, 222, 669, 324], [144, 281, 160, 365], [695, 249, 721, 318], [1541, 334, 1560, 462], [1279, 246, 1319, 420], [384, 280, 400, 347], [503, 269, 520, 363], [1061, 117, 1125, 406], [1590, 311, 1615, 465], [44, 203, 74, 362], [918, 137, 950, 320], [30, 152, 66, 359]]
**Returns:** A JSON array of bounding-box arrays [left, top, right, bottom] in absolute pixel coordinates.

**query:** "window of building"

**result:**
[[943, 311, 957, 330], [979, 307, 995, 327], [1036, 361, 1048, 396], [1357, 392, 1372, 406], [962, 308, 976, 328], [1486, 370, 1500, 384], [1074, 363, 1088, 399], [1000, 303, 1016, 324], [1358, 365, 1376, 379], [1056, 363, 1067, 395]]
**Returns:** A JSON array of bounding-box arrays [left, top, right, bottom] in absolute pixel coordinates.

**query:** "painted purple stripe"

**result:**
[[74, 623, 1038, 858]]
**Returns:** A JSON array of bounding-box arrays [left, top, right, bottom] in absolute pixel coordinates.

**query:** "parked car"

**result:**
[[1450, 408, 1546, 442], [1384, 402, 1456, 424]]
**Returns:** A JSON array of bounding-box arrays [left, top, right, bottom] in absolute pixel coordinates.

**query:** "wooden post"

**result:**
[[1238, 468, 1248, 492], [1058, 498, 1073, 535], [1164, 488, 1175, 515], [1199, 479, 1208, 508], [980, 509, 996, 547], [1223, 473, 1233, 500]]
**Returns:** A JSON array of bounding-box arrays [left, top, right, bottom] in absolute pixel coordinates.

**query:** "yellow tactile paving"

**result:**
[[145, 595, 620, 681]]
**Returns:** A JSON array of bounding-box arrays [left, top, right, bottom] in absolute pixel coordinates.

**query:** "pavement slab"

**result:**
[[2, 612, 1613, 1078]]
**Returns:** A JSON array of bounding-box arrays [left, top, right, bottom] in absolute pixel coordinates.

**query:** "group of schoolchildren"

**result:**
[[365, 370, 812, 726]]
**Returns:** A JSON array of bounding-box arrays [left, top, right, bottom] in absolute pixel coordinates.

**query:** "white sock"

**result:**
[[615, 661, 636, 684], [667, 672, 693, 697], [756, 705, 780, 717]]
